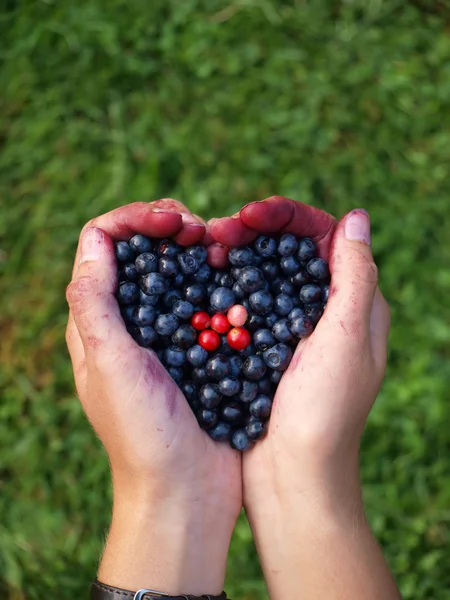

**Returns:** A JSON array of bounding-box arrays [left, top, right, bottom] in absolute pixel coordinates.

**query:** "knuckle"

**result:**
[[351, 249, 378, 284], [66, 276, 94, 310]]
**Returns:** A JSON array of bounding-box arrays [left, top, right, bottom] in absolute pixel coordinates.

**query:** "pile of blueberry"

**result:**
[[115, 233, 330, 451]]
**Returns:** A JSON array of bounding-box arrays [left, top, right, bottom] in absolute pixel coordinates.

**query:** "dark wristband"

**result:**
[[90, 579, 229, 600]]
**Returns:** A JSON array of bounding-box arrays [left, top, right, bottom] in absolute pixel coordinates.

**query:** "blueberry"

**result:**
[[135, 252, 158, 275], [272, 319, 293, 343], [269, 370, 283, 384], [210, 287, 236, 313], [240, 342, 256, 358], [228, 246, 255, 267], [277, 233, 298, 257], [155, 313, 180, 336], [299, 284, 322, 305], [221, 401, 244, 424], [205, 354, 231, 380], [131, 305, 156, 326], [219, 273, 234, 288], [186, 245, 208, 264], [208, 421, 232, 442], [129, 234, 152, 254], [241, 298, 251, 312], [280, 255, 301, 276], [187, 344, 208, 367], [163, 289, 183, 308], [246, 419, 267, 441], [199, 383, 222, 408], [242, 355, 267, 381], [252, 254, 263, 265], [218, 336, 234, 356], [307, 258, 330, 281], [304, 303, 323, 325], [119, 262, 138, 282], [247, 314, 266, 334], [230, 429, 254, 452], [178, 252, 199, 274], [164, 345, 186, 367], [206, 283, 217, 297], [265, 312, 279, 328], [117, 282, 139, 305], [258, 379, 273, 395], [134, 326, 158, 347], [173, 273, 185, 288], [173, 300, 194, 320], [254, 235, 277, 258], [271, 278, 294, 296], [238, 266, 266, 293], [184, 283, 207, 305], [239, 380, 259, 403], [115, 241, 136, 263], [291, 270, 311, 288], [263, 343, 293, 371], [261, 260, 280, 279], [167, 366, 184, 384], [121, 305, 136, 324], [274, 293, 294, 316], [230, 267, 242, 280], [290, 315, 314, 338], [192, 367, 209, 384], [181, 380, 198, 403], [219, 376, 241, 397], [297, 237, 317, 264], [158, 257, 179, 278], [288, 307, 305, 321], [140, 272, 169, 295], [250, 394, 273, 419], [193, 263, 211, 283], [232, 282, 246, 300], [229, 355, 243, 377], [157, 239, 180, 258], [249, 290, 274, 316], [197, 408, 218, 430], [172, 324, 196, 349], [322, 284, 330, 303], [139, 290, 159, 306], [253, 328, 277, 351]]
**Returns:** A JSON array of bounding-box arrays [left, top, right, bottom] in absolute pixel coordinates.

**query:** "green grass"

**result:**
[[1, 1, 450, 598]]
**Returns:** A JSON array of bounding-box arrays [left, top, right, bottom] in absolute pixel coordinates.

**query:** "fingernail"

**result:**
[[181, 213, 204, 227], [345, 209, 371, 245], [152, 208, 174, 213], [80, 227, 103, 263]]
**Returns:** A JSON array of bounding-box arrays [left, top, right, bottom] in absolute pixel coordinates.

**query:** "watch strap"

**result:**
[[91, 579, 228, 600]]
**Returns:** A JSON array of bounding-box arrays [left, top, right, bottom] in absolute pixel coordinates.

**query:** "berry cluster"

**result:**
[[115, 233, 330, 451]]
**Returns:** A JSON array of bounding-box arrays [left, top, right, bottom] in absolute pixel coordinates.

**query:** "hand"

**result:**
[[210, 197, 399, 600], [66, 200, 240, 596]]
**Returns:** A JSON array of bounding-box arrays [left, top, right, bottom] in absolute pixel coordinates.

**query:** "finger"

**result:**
[[174, 213, 206, 246], [66, 227, 135, 362], [319, 209, 378, 340], [240, 196, 337, 259], [65, 312, 87, 388], [370, 287, 391, 366], [209, 215, 257, 247], [207, 243, 229, 268]]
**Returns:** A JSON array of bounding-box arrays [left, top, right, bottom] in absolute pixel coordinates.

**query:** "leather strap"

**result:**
[[91, 579, 228, 600]]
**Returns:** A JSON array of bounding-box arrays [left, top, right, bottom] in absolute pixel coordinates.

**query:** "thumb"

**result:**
[[66, 227, 134, 359], [323, 209, 378, 337]]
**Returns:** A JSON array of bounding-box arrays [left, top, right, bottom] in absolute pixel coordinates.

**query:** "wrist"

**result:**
[[98, 479, 237, 596]]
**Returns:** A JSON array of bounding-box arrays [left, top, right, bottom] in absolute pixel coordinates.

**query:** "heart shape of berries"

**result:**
[[115, 233, 330, 451]]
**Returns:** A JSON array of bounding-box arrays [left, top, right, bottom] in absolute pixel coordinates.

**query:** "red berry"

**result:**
[[227, 327, 251, 351], [191, 311, 211, 331], [210, 313, 231, 334], [198, 330, 221, 351], [227, 304, 248, 327]]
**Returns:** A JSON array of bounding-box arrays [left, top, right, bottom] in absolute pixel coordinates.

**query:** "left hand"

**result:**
[[66, 199, 239, 595]]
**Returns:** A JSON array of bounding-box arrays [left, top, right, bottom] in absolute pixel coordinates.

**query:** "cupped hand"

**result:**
[[210, 197, 393, 598], [65, 200, 239, 595]]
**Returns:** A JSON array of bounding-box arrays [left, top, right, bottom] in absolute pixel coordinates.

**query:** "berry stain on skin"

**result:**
[[87, 335, 103, 348], [142, 352, 178, 417]]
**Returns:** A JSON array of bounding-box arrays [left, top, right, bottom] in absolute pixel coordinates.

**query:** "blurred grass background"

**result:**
[[1, 0, 450, 598]]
